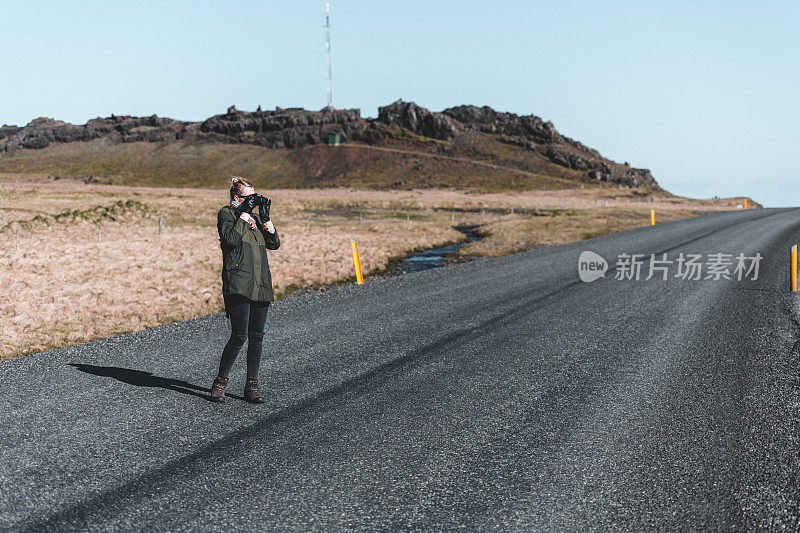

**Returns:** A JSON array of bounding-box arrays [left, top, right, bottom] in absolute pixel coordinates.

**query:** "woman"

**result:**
[[211, 176, 280, 403]]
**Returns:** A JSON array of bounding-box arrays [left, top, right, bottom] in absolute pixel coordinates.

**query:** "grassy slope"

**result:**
[[0, 129, 646, 193]]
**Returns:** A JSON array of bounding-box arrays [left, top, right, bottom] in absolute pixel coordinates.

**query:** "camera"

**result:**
[[238, 193, 271, 221]]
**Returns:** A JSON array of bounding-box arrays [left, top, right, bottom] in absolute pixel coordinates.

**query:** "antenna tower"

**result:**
[[325, 3, 333, 110]]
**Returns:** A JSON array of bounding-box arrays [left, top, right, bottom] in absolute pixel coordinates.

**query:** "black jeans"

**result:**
[[218, 295, 270, 380]]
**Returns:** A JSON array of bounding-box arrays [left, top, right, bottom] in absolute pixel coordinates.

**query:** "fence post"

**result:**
[[158, 216, 163, 235], [98, 223, 102, 243]]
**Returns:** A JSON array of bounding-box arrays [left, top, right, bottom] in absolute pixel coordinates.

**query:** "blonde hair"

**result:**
[[229, 176, 253, 200]]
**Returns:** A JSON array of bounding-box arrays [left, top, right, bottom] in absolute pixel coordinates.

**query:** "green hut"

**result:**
[[326, 132, 341, 146]]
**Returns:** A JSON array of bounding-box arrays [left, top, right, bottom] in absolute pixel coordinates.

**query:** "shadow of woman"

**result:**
[[68, 364, 244, 401]]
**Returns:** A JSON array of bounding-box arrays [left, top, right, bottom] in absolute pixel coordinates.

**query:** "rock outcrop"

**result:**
[[0, 107, 377, 152], [377, 99, 462, 141], [546, 146, 612, 174], [0, 124, 20, 140], [442, 105, 562, 144], [376, 100, 655, 187], [199, 106, 369, 148], [0, 99, 657, 188], [0, 115, 186, 151], [544, 147, 654, 187]]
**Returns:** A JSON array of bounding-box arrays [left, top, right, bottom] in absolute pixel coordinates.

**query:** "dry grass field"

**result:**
[[0, 173, 754, 359]]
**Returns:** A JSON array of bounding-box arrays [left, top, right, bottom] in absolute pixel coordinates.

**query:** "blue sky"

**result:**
[[2, 1, 797, 206]]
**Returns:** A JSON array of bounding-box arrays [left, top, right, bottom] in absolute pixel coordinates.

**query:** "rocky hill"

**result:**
[[0, 100, 659, 190]]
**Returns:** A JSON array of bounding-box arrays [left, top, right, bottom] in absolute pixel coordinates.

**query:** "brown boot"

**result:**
[[244, 378, 265, 404], [211, 376, 229, 403]]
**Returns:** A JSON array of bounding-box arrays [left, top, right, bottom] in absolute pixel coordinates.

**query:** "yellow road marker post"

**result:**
[[744, 199, 748, 210], [792, 244, 797, 292], [351, 240, 364, 285], [650, 209, 655, 226]]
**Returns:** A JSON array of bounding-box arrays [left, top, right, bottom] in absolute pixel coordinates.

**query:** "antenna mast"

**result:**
[[325, 2, 333, 110]]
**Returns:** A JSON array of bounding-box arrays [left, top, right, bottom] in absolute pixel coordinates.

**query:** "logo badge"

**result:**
[[578, 251, 608, 282]]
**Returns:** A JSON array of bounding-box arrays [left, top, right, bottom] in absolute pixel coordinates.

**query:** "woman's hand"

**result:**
[[264, 220, 275, 233], [239, 212, 257, 229], [259, 196, 271, 221]]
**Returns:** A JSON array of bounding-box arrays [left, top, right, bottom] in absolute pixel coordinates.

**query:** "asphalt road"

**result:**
[[2, 208, 800, 531]]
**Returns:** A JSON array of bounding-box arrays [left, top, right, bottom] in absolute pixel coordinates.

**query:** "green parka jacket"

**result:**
[[217, 204, 281, 305]]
